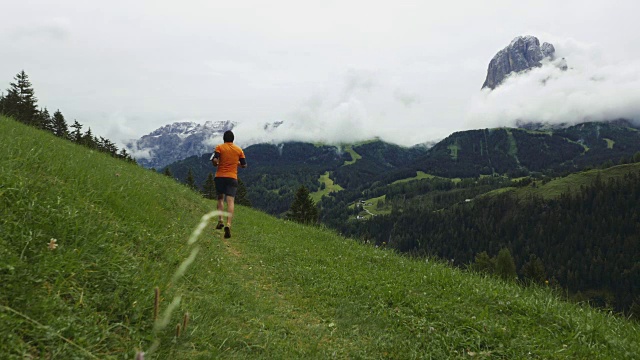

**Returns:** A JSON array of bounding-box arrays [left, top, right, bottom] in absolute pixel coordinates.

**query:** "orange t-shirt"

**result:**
[[213, 142, 246, 179]]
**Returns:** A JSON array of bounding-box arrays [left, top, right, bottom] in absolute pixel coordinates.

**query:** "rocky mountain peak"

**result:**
[[125, 120, 235, 169], [482, 35, 557, 90]]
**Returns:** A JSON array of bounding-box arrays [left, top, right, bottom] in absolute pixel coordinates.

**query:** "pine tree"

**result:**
[[1, 70, 39, 125], [81, 128, 97, 148], [119, 148, 134, 162], [38, 108, 54, 133], [185, 168, 197, 190], [202, 172, 216, 199], [521, 254, 546, 284], [287, 185, 318, 225], [472, 251, 496, 274], [52, 109, 68, 138], [236, 178, 251, 207], [163, 167, 173, 177], [496, 248, 517, 281], [70, 120, 83, 143]]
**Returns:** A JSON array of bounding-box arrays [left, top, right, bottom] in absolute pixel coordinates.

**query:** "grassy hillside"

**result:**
[[310, 172, 344, 203], [481, 163, 640, 201], [1, 116, 639, 359], [342, 145, 362, 166]]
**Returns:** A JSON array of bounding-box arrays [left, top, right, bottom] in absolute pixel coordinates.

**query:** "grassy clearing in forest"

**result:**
[[310, 172, 344, 203], [342, 145, 362, 166]]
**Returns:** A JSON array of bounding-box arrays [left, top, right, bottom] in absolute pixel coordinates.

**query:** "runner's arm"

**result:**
[[211, 152, 220, 167], [239, 157, 247, 168]]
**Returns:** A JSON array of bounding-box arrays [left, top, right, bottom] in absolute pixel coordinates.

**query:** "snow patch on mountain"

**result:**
[[125, 120, 235, 169]]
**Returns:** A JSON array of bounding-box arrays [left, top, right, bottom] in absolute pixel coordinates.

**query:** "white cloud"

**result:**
[[465, 37, 640, 129]]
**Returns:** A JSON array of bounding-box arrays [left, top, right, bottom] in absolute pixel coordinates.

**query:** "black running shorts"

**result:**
[[215, 177, 238, 197]]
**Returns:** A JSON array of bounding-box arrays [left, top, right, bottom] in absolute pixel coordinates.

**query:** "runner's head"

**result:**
[[223, 130, 234, 143]]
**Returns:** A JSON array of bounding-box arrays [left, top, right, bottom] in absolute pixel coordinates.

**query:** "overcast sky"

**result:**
[[2, 0, 640, 147]]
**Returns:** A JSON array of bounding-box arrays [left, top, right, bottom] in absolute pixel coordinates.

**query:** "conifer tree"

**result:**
[[520, 254, 546, 284], [119, 148, 134, 162], [38, 107, 54, 132], [81, 128, 97, 148], [202, 172, 216, 199], [70, 120, 83, 143], [496, 248, 517, 281], [52, 109, 68, 138], [1, 70, 39, 125], [163, 167, 173, 178], [287, 185, 318, 225], [185, 168, 197, 190], [236, 178, 251, 207], [472, 251, 496, 274]]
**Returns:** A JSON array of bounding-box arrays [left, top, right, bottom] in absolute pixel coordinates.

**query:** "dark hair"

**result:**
[[223, 130, 234, 143]]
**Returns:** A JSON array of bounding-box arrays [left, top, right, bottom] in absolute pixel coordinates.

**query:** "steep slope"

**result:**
[[2, 116, 639, 359], [482, 35, 563, 90]]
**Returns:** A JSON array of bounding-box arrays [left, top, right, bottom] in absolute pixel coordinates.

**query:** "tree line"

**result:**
[[0, 70, 134, 162]]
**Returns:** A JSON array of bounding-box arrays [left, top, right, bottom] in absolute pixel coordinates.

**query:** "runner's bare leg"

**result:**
[[217, 195, 225, 223], [226, 196, 235, 226]]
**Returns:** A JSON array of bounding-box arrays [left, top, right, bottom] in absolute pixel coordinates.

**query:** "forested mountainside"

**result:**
[[411, 121, 640, 178]]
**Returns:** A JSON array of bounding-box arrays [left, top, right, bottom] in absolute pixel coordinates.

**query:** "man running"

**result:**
[[210, 130, 247, 238]]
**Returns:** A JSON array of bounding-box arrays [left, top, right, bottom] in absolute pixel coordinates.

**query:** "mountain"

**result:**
[[482, 35, 565, 90], [124, 120, 235, 169]]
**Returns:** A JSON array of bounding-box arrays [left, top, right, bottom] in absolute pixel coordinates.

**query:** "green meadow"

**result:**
[[342, 145, 362, 166], [481, 162, 640, 201], [1, 116, 639, 359], [310, 172, 344, 203]]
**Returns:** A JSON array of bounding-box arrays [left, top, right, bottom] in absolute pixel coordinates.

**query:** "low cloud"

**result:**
[[394, 89, 421, 108], [126, 146, 155, 160], [465, 37, 640, 128], [229, 67, 441, 147]]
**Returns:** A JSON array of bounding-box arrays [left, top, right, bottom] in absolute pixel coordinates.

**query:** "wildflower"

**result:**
[[48, 238, 58, 250]]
